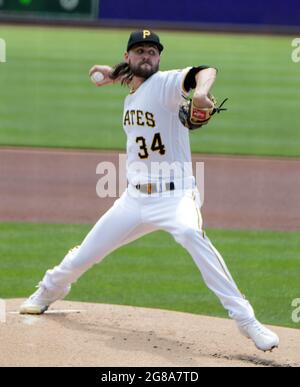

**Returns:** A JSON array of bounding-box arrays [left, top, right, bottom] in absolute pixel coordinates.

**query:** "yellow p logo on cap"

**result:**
[[143, 30, 151, 39]]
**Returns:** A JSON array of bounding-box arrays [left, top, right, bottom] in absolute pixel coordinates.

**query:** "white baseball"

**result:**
[[91, 71, 104, 83]]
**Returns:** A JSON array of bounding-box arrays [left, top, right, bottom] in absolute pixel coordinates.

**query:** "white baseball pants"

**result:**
[[42, 183, 255, 326]]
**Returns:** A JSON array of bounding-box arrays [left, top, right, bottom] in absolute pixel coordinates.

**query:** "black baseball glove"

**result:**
[[179, 95, 228, 130]]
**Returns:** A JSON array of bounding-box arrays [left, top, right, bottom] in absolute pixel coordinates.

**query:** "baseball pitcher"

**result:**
[[20, 31, 279, 352]]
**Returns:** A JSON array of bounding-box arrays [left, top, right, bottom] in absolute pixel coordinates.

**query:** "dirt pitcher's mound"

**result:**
[[1, 300, 299, 367]]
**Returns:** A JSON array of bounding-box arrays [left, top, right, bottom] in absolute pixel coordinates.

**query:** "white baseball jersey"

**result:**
[[123, 68, 194, 186]]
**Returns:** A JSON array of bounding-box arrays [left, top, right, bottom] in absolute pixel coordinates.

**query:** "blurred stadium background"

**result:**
[[0, 0, 299, 328], [0, 0, 300, 33]]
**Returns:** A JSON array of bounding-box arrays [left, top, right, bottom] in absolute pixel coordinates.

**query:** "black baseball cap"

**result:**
[[127, 30, 164, 53]]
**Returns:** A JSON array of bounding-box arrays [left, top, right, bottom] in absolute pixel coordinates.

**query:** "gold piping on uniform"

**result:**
[[192, 192, 238, 289], [192, 191, 201, 231], [207, 240, 243, 296], [209, 241, 232, 282]]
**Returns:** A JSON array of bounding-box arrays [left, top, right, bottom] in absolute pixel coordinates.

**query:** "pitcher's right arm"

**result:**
[[89, 65, 116, 87]]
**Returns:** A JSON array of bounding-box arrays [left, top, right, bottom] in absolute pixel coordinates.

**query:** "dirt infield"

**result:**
[[1, 299, 299, 367], [1, 147, 300, 230]]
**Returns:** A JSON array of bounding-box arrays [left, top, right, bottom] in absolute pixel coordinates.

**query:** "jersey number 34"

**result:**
[[136, 133, 166, 159]]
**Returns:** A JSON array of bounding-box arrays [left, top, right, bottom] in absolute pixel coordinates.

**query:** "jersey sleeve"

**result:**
[[158, 67, 192, 112]]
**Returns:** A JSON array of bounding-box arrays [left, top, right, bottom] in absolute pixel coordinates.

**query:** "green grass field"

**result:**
[[0, 222, 299, 329], [0, 25, 300, 156]]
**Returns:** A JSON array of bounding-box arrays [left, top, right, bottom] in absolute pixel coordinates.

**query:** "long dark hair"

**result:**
[[109, 62, 134, 86]]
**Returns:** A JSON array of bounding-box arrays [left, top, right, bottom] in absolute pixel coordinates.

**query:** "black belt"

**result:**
[[135, 182, 175, 194]]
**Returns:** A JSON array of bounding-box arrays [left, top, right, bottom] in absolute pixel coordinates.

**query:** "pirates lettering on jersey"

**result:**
[[124, 110, 156, 128]]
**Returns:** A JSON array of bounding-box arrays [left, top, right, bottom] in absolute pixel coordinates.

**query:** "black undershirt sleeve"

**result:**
[[183, 66, 218, 92]]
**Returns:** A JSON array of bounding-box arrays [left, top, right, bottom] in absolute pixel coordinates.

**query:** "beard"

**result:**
[[129, 60, 159, 79]]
